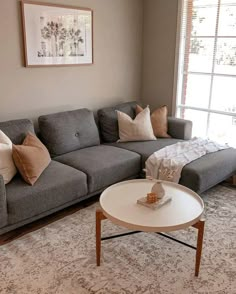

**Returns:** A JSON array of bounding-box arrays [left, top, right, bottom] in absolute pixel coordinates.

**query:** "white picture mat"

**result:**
[[23, 3, 93, 66]]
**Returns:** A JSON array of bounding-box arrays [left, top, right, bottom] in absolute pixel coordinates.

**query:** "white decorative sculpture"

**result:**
[[151, 181, 165, 199]]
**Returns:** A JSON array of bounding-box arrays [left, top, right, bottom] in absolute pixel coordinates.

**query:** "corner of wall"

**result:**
[[141, 0, 179, 114]]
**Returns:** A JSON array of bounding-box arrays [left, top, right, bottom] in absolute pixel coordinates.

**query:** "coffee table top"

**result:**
[[99, 179, 204, 232]]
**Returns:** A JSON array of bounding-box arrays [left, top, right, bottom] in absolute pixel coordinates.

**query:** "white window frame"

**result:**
[[173, 0, 236, 131]]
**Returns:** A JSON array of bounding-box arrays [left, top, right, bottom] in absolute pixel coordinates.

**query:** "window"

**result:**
[[175, 0, 236, 147]]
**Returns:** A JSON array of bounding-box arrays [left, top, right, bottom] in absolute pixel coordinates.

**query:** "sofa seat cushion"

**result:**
[[6, 160, 87, 225], [108, 139, 181, 167], [54, 145, 141, 193]]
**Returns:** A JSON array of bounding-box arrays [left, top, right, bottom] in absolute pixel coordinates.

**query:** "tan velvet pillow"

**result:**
[[12, 132, 51, 185], [136, 105, 171, 138]]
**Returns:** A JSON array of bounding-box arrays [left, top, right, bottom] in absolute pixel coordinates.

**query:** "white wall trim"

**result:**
[[172, 0, 183, 116]]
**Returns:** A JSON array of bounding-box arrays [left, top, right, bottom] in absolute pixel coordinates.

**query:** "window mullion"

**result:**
[[180, 0, 194, 119], [178, 105, 236, 117], [186, 71, 236, 78], [206, 0, 221, 138]]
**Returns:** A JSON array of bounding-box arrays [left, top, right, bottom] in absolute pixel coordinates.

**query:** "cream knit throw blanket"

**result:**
[[145, 137, 229, 183]]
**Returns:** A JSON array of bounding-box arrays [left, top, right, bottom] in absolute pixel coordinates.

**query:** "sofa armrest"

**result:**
[[0, 174, 7, 228], [167, 117, 192, 140]]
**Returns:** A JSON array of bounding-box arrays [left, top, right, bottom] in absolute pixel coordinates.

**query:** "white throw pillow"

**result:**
[[0, 130, 17, 184], [117, 107, 157, 142]]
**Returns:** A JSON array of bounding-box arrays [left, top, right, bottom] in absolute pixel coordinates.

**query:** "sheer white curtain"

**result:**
[[175, 0, 236, 147]]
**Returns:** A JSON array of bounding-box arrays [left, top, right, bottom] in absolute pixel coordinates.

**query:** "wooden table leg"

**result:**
[[96, 209, 106, 266], [233, 175, 236, 186], [192, 219, 205, 277]]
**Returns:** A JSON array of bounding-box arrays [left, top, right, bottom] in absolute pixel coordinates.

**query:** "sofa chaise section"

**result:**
[[109, 140, 236, 193], [179, 148, 236, 193], [98, 102, 236, 194]]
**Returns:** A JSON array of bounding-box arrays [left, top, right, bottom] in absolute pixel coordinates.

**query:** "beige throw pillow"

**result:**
[[0, 130, 17, 184], [117, 107, 156, 142], [12, 132, 51, 185], [136, 105, 170, 138]]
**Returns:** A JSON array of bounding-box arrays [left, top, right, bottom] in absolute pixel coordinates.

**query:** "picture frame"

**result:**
[[21, 1, 93, 67]]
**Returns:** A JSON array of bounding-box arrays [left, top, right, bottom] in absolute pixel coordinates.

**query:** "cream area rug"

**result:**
[[0, 185, 236, 294]]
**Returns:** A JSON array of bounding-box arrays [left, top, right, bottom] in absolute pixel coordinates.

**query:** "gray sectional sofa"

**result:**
[[0, 101, 236, 235]]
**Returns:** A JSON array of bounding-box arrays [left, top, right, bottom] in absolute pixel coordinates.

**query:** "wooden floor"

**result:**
[[0, 195, 99, 246]]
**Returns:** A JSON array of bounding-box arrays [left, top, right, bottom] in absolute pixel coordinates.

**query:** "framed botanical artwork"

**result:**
[[21, 1, 93, 67]]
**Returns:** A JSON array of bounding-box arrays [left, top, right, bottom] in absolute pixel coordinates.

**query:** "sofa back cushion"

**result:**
[[98, 101, 137, 143], [0, 119, 35, 145], [38, 108, 100, 157]]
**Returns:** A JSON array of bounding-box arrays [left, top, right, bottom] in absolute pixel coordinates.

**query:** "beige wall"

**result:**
[[0, 0, 143, 122], [142, 0, 178, 114]]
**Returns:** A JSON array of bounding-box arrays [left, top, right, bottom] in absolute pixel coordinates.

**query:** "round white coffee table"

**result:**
[[96, 179, 205, 276]]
